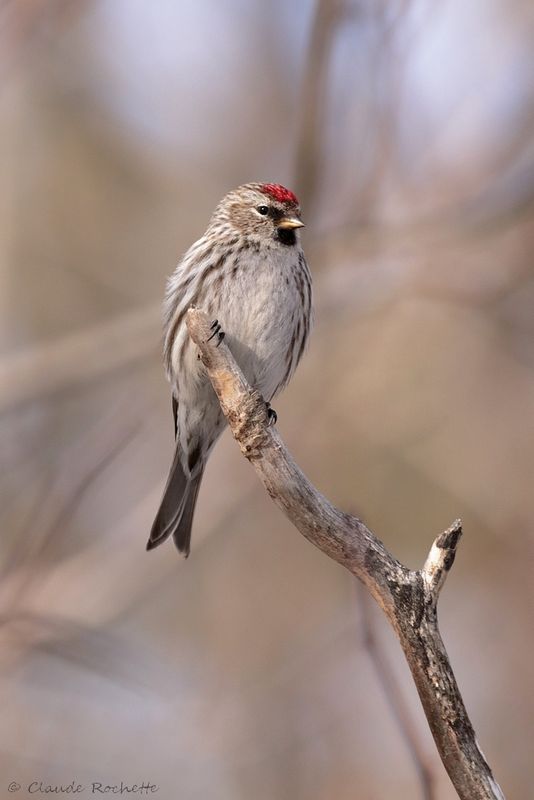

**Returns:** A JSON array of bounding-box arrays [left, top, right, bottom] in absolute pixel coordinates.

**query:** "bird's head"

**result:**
[[211, 182, 304, 246]]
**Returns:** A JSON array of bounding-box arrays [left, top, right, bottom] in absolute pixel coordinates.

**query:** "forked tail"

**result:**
[[147, 444, 203, 557]]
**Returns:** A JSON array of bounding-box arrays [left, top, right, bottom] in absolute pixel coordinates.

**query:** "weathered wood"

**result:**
[[186, 307, 505, 800]]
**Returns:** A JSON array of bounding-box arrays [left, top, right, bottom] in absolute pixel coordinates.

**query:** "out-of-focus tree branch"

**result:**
[[0, 417, 140, 623], [0, 0, 85, 77], [294, 0, 347, 214], [0, 303, 160, 413], [185, 307, 505, 800]]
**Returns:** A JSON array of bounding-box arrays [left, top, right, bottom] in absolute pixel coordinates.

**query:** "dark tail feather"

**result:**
[[172, 470, 202, 556], [147, 445, 203, 557]]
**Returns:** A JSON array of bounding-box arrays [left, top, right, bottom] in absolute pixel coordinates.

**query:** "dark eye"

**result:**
[[257, 205, 269, 216]]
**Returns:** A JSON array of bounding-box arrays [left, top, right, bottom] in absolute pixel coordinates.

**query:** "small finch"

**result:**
[[148, 182, 312, 556]]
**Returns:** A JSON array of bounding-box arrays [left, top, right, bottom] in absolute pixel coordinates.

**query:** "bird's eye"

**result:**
[[256, 205, 269, 216]]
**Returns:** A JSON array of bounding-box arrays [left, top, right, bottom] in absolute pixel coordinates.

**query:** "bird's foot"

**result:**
[[208, 319, 225, 347], [266, 402, 277, 426]]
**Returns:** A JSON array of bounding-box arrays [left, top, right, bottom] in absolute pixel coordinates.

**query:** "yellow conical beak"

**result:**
[[277, 217, 305, 230]]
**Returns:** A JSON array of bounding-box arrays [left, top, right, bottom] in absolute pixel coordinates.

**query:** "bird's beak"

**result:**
[[277, 217, 305, 230]]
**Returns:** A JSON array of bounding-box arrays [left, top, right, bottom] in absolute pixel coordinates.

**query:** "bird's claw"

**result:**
[[208, 319, 225, 347], [266, 402, 277, 426]]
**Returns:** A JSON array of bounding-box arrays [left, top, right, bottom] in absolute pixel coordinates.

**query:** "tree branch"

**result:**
[[185, 307, 505, 800], [356, 581, 436, 800]]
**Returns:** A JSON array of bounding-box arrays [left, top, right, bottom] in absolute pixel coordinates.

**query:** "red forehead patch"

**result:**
[[260, 183, 299, 205]]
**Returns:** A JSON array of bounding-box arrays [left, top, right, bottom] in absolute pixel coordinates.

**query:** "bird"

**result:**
[[147, 182, 312, 556]]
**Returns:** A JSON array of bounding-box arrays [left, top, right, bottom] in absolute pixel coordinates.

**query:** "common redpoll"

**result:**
[[148, 183, 312, 556]]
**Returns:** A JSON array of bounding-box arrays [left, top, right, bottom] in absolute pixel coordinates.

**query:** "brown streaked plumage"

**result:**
[[148, 183, 312, 556]]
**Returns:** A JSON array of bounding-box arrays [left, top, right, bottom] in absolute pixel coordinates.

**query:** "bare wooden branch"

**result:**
[[356, 582, 436, 800], [185, 307, 505, 800]]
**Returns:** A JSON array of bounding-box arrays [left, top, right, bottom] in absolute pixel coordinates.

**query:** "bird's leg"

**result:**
[[208, 319, 225, 347], [266, 402, 277, 426]]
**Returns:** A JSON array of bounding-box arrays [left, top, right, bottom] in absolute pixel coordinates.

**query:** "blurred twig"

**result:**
[[186, 306, 505, 800], [0, 414, 140, 621], [294, 0, 347, 214], [0, 303, 160, 413], [0, 0, 85, 79]]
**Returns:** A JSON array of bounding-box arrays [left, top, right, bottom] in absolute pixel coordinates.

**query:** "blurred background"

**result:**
[[1, 1, 533, 798]]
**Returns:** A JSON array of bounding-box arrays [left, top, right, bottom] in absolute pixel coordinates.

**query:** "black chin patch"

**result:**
[[276, 227, 296, 247]]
